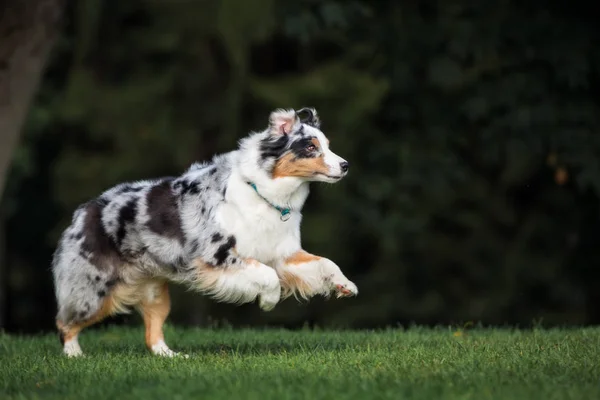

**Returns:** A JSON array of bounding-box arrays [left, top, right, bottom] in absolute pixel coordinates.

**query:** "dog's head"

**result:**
[[258, 108, 349, 183]]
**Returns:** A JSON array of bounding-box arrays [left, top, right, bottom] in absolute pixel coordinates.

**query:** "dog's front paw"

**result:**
[[258, 289, 281, 311], [333, 281, 358, 298]]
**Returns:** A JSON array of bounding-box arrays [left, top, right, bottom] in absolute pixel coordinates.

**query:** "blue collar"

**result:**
[[247, 182, 291, 221]]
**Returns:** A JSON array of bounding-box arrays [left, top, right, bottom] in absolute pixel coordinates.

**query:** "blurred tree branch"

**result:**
[[0, 0, 65, 199], [0, 0, 65, 327]]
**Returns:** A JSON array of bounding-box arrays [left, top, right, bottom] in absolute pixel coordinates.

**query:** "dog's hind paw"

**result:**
[[65, 349, 84, 358], [64, 339, 84, 358], [151, 340, 189, 358]]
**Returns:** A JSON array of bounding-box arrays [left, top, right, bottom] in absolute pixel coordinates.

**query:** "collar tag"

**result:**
[[280, 210, 291, 221]]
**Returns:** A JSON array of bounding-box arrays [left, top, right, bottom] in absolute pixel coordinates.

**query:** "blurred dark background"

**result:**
[[1, 0, 600, 334]]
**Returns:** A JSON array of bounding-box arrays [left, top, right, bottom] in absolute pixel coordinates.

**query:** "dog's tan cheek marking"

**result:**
[[272, 154, 298, 179], [272, 153, 330, 179]]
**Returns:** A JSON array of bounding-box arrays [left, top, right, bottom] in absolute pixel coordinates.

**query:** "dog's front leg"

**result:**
[[276, 250, 358, 300]]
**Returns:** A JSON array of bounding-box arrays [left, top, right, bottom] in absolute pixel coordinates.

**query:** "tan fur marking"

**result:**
[[280, 270, 315, 299], [193, 258, 223, 294], [245, 258, 263, 267], [314, 136, 330, 146], [279, 250, 323, 299], [110, 282, 150, 314], [192, 257, 260, 289], [57, 279, 165, 343], [139, 282, 170, 349], [57, 295, 116, 342], [191, 257, 267, 305], [285, 250, 321, 265], [192, 258, 242, 298], [272, 153, 330, 179]]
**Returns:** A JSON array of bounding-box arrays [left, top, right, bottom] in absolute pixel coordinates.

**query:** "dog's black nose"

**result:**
[[340, 161, 349, 172]]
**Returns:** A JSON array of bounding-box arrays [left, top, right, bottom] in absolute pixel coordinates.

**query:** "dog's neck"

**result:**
[[235, 134, 311, 212], [245, 174, 310, 213]]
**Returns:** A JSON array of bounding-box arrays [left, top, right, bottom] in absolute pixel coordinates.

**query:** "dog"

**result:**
[[52, 107, 358, 357]]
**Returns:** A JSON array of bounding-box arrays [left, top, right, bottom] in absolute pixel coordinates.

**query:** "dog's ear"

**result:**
[[269, 109, 298, 135], [296, 107, 320, 128]]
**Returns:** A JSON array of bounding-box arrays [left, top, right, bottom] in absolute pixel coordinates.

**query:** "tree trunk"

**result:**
[[0, 0, 65, 328]]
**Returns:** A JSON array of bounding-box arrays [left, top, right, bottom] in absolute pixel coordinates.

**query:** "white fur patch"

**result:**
[[151, 339, 188, 357], [277, 260, 330, 299], [320, 258, 358, 297], [195, 260, 281, 311], [64, 337, 83, 358], [276, 258, 358, 300]]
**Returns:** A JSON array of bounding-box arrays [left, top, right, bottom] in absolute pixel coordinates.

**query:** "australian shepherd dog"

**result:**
[[52, 108, 358, 357]]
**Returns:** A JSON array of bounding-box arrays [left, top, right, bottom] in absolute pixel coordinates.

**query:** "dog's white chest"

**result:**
[[215, 201, 301, 264]]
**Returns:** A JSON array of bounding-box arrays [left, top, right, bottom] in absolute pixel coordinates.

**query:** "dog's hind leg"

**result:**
[[53, 200, 126, 357], [54, 260, 120, 357], [191, 257, 281, 311], [136, 281, 186, 357], [56, 294, 116, 357]]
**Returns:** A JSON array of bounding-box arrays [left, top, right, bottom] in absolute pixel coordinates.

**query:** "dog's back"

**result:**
[[52, 159, 229, 322]]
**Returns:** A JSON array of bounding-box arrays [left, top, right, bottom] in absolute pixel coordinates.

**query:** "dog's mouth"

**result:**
[[314, 172, 346, 181]]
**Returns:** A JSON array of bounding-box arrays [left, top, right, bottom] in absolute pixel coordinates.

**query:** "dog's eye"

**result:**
[[306, 145, 317, 152]]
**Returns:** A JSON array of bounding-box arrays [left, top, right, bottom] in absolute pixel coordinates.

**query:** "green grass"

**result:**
[[1, 326, 599, 400]]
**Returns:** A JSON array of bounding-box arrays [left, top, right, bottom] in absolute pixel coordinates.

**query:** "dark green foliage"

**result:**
[[3, 0, 600, 331]]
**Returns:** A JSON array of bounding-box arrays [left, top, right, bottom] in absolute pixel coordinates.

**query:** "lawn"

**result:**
[[0, 326, 599, 400]]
